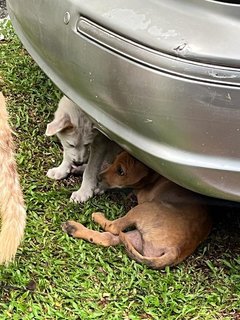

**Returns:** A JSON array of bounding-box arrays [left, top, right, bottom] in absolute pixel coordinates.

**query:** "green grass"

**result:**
[[0, 21, 240, 319]]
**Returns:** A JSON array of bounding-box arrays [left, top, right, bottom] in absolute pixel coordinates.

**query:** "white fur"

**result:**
[[46, 96, 95, 181], [46, 95, 122, 203]]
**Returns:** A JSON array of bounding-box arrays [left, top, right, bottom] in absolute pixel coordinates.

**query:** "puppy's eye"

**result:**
[[66, 141, 76, 148], [117, 166, 125, 176], [67, 142, 75, 148]]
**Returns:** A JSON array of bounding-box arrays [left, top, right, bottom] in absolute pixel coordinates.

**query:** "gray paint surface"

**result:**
[[7, 0, 240, 201]]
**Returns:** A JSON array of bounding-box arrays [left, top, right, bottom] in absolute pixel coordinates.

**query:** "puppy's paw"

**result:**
[[62, 221, 77, 236], [92, 212, 106, 223], [70, 189, 94, 203], [47, 167, 69, 180], [62, 221, 85, 238]]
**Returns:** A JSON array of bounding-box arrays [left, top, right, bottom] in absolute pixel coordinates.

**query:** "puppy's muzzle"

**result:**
[[72, 160, 84, 167]]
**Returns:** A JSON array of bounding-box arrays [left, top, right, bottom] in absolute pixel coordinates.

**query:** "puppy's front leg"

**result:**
[[92, 212, 131, 235], [47, 158, 72, 180], [92, 206, 140, 235], [70, 133, 108, 203], [62, 221, 120, 246]]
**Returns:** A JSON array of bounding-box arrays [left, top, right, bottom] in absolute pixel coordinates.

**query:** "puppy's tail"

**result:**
[[0, 93, 26, 265], [119, 232, 179, 269]]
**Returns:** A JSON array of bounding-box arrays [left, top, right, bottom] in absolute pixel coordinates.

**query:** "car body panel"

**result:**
[[7, 0, 240, 201]]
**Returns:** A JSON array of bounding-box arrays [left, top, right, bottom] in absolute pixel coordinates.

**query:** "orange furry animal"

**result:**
[[63, 151, 212, 269], [0, 93, 26, 264]]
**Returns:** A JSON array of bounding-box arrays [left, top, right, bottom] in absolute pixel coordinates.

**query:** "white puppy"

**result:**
[[46, 95, 122, 203], [46, 96, 95, 180]]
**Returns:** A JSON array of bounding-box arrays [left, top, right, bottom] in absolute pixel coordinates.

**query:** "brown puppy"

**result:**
[[0, 93, 26, 264], [63, 152, 212, 269]]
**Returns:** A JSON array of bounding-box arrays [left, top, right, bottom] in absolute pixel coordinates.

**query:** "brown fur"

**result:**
[[0, 93, 26, 264], [63, 151, 212, 269]]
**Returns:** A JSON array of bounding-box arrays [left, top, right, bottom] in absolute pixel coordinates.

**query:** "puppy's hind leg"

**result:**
[[62, 221, 120, 246]]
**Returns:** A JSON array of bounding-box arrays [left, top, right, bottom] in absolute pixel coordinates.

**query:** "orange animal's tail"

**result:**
[[119, 231, 179, 269], [0, 93, 26, 264]]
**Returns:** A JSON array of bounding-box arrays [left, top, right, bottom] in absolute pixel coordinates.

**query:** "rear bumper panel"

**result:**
[[7, 0, 240, 201]]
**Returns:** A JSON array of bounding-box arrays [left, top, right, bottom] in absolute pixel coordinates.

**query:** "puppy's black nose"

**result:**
[[73, 161, 84, 167]]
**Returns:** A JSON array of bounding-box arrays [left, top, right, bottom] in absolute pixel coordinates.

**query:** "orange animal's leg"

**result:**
[[62, 221, 120, 246], [92, 207, 141, 235], [92, 212, 128, 235]]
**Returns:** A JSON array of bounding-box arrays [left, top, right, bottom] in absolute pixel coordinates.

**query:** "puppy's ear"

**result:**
[[45, 114, 73, 136]]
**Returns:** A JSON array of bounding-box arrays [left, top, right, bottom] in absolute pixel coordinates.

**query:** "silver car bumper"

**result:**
[[7, 0, 240, 201]]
